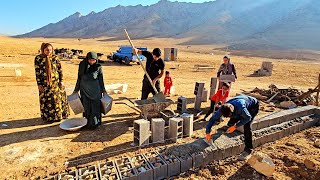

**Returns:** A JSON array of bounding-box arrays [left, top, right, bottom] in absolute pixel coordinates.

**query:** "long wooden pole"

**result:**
[[124, 29, 159, 94], [316, 73, 320, 106]]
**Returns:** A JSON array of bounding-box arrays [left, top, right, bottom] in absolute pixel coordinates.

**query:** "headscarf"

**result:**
[[79, 52, 99, 76], [40, 43, 53, 86]]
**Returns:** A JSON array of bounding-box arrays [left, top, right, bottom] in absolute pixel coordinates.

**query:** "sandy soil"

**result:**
[[0, 36, 319, 179]]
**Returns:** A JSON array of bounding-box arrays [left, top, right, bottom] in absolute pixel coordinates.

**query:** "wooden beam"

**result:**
[[316, 73, 320, 106]]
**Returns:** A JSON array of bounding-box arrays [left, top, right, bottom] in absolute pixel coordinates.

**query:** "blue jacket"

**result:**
[[206, 95, 258, 134]]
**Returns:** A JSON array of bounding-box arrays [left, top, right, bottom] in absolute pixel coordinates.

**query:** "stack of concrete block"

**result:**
[[98, 161, 120, 180], [46, 106, 320, 180], [151, 118, 165, 144], [253, 61, 273, 76], [115, 157, 138, 180], [169, 117, 184, 142], [177, 96, 187, 113], [143, 151, 168, 180], [133, 119, 150, 147], [210, 77, 218, 97], [180, 113, 194, 137], [79, 165, 99, 180], [237, 105, 318, 133], [130, 154, 153, 180], [194, 82, 205, 111]]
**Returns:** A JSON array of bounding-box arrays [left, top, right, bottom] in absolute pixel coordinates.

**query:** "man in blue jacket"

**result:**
[[205, 95, 259, 160]]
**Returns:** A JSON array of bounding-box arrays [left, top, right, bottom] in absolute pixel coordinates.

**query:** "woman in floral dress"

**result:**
[[34, 43, 69, 123]]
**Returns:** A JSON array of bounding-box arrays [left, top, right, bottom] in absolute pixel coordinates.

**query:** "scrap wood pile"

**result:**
[[242, 84, 320, 108]]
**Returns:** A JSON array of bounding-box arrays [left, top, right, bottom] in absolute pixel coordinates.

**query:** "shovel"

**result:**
[[124, 29, 166, 103]]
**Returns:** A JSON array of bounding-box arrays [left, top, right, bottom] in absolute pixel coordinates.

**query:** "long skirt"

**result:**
[[38, 85, 69, 122], [82, 95, 101, 129]]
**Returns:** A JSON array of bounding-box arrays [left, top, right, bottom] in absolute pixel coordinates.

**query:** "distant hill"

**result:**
[[19, 0, 320, 50]]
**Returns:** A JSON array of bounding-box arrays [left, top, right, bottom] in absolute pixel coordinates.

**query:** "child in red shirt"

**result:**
[[164, 71, 173, 96], [204, 82, 230, 121]]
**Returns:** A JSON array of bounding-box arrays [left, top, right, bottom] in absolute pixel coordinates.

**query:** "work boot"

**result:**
[[238, 151, 252, 161]]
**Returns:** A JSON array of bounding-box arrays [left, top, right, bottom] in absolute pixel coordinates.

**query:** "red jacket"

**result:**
[[211, 89, 229, 102], [164, 76, 173, 87]]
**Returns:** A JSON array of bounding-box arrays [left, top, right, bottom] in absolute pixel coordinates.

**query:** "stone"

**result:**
[[280, 101, 297, 109], [304, 158, 320, 170], [247, 152, 275, 177], [314, 139, 320, 148]]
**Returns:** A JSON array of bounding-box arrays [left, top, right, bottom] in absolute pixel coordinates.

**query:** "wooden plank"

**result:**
[[316, 74, 320, 106]]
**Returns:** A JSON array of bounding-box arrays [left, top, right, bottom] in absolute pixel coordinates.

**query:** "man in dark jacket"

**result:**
[[134, 48, 165, 100], [205, 95, 259, 160]]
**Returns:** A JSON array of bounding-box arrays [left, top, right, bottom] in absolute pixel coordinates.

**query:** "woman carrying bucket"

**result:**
[[73, 52, 107, 129]]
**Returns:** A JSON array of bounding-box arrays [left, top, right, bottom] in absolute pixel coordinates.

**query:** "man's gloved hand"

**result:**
[[205, 133, 211, 141], [226, 125, 237, 134]]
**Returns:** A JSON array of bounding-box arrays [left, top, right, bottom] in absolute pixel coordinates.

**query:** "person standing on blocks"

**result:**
[[205, 95, 259, 161], [164, 71, 173, 96], [133, 48, 165, 100], [217, 55, 237, 89]]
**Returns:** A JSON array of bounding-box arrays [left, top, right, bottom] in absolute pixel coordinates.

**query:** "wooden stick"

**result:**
[[316, 73, 320, 106], [124, 29, 159, 94]]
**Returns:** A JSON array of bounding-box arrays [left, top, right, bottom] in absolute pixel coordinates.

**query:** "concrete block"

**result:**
[[151, 118, 165, 143], [133, 119, 150, 147], [238, 106, 318, 134], [158, 153, 181, 177], [201, 89, 209, 102], [191, 152, 207, 168], [43, 175, 59, 180], [180, 113, 194, 137], [176, 154, 193, 172], [79, 165, 99, 180], [194, 82, 205, 96], [210, 77, 218, 97], [130, 154, 153, 180], [169, 118, 183, 142], [115, 157, 138, 180], [143, 151, 168, 180], [98, 161, 120, 180], [194, 96, 202, 111], [213, 134, 234, 159], [177, 96, 187, 113], [248, 152, 275, 177]]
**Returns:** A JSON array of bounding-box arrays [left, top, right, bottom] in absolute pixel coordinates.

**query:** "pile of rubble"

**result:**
[[242, 84, 319, 109]]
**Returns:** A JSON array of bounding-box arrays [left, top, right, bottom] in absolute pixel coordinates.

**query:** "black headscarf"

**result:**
[[79, 52, 99, 76]]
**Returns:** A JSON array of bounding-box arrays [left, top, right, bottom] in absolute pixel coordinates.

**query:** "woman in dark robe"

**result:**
[[34, 43, 70, 123], [217, 55, 237, 89], [73, 52, 107, 129]]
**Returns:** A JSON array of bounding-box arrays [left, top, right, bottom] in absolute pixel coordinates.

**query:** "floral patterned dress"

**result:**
[[34, 55, 70, 122]]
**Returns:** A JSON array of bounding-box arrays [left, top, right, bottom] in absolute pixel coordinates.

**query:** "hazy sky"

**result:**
[[0, 0, 210, 35]]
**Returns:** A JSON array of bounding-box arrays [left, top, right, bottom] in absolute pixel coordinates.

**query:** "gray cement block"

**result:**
[[44, 175, 59, 180], [180, 113, 194, 137], [176, 154, 193, 172], [130, 154, 153, 180], [177, 96, 187, 113], [79, 165, 99, 180], [151, 118, 165, 143], [169, 118, 183, 142], [238, 106, 319, 133], [143, 151, 168, 180], [98, 161, 120, 180], [213, 134, 234, 159], [115, 157, 138, 180], [159, 153, 181, 177], [133, 119, 150, 147], [202, 89, 209, 102]]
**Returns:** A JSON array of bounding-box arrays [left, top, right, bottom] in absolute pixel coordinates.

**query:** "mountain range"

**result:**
[[20, 0, 320, 50]]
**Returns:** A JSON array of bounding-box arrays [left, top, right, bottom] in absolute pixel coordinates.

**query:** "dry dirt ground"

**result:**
[[0, 36, 319, 180]]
